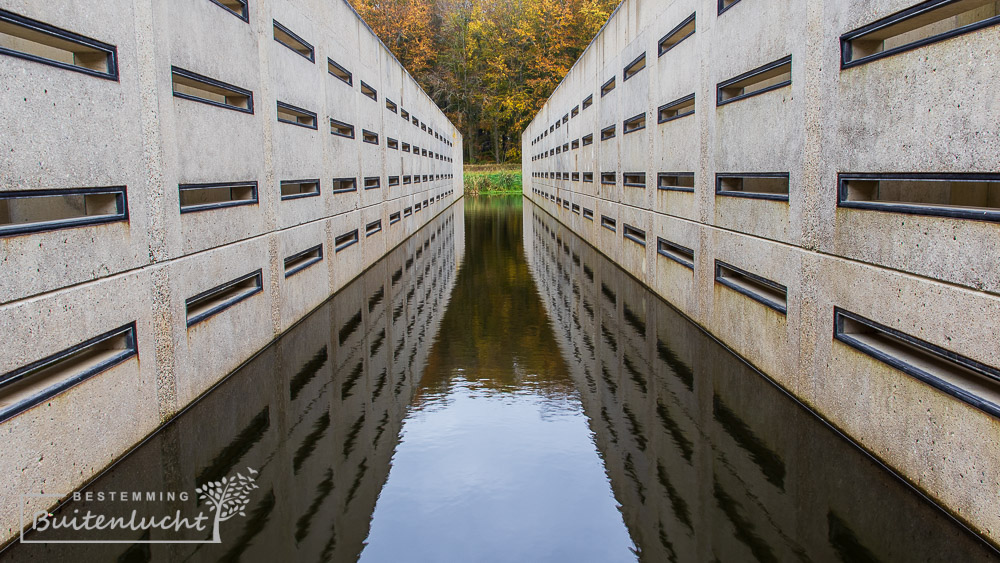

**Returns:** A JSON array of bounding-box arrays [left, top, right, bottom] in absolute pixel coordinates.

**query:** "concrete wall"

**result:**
[[522, 0, 1000, 546], [0, 0, 461, 543]]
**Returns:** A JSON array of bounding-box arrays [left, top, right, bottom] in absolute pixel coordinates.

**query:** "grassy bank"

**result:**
[[464, 165, 522, 194]]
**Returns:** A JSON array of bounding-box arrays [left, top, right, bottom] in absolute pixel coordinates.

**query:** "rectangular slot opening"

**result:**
[[601, 76, 616, 96], [284, 244, 323, 278], [718, 0, 744, 15], [601, 172, 616, 185], [601, 125, 616, 141], [273, 20, 313, 62], [563, 199, 570, 209], [0, 9, 118, 79], [582, 95, 593, 110], [583, 208, 594, 220], [332, 178, 356, 194], [717, 173, 790, 200], [362, 177, 380, 191], [837, 173, 1000, 221], [414, 176, 422, 184], [623, 113, 646, 134], [583, 172, 594, 183], [388, 176, 400, 187], [571, 139, 580, 149], [659, 13, 696, 56], [400, 108, 409, 121], [842, 0, 1000, 67], [404, 206, 412, 217], [0, 187, 127, 236], [186, 270, 263, 325], [361, 80, 377, 101], [178, 182, 257, 213], [658, 172, 695, 193], [327, 58, 352, 85], [403, 175, 412, 185], [623, 173, 646, 188], [623, 224, 646, 246], [412, 115, 419, 126], [330, 118, 354, 138], [572, 172, 580, 181], [208, 0, 249, 21], [623, 53, 646, 80], [387, 137, 398, 150], [657, 237, 695, 269], [386, 98, 397, 113], [582, 134, 594, 146], [335, 229, 359, 252], [276, 101, 316, 129], [717, 56, 792, 105], [571, 105, 580, 118], [658, 94, 695, 123], [563, 142, 569, 151], [280, 179, 320, 200], [402, 142, 410, 152], [171, 67, 252, 113], [601, 215, 617, 232], [362, 129, 379, 145], [572, 203, 580, 214], [366, 219, 382, 237], [715, 261, 787, 314], [390, 211, 401, 224], [0, 323, 137, 423], [834, 308, 1000, 417]]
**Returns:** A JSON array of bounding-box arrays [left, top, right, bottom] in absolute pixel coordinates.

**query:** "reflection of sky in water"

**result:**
[[361, 196, 636, 562], [361, 378, 636, 563]]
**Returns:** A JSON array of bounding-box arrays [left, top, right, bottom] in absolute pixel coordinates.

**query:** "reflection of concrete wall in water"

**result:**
[[4, 205, 463, 561], [0, 0, 463, 544], [522, 0, 1000, 545], [524, 207, 998, 562]]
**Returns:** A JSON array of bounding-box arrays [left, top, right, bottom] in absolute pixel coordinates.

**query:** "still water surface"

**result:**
[[3, 195, 997, 562]]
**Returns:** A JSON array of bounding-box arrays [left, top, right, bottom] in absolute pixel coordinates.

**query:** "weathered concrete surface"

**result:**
[[523, 0, 1000, 547], [0, 0, 461, 544]]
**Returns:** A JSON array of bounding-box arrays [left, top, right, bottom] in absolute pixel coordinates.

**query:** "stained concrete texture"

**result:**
[[522, 0, 1000, 548], [0, 0, 462, 544]]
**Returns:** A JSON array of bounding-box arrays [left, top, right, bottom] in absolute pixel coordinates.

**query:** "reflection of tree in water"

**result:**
[[416, 195, 576, 404]]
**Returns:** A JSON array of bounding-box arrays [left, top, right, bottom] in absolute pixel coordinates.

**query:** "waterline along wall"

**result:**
[[0, 0, 461, 543], [522, 0, 1000, 547]]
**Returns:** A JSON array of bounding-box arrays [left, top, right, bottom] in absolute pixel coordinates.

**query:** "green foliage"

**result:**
[[464, 168, 522, 194], [350, 0, 622, 164]]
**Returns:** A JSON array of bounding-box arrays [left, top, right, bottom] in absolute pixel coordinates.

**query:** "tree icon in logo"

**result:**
[[195, 467, 259, 543]]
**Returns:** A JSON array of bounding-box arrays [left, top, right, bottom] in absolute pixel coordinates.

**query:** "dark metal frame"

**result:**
[[272, 19, 314, 62], [834, 307, 1000, 418], [582, 94, 593, 109], [331, 178, 357, 194], [363, 176, 381, 190], [658, 13, 696, 57], [388, 176, 400, 187], [600, 77, 616, 97], [0, 186, 129, 237], [718, 0, 744, 16], [327, 57, 352, 85], [657, 237, 694, 269], [658, 93, 696, 123], [0, 322, 137, 424], [715, 172, 790, 201], [657, 172, 696, 193], [600, 215, 617, 232], [283, 243, 323, 278], [387, 137, 399, 150], [386, 98, 397, 113], [279, 178, 320, 201], [366, 219, 382, 237], [716, 55, 792, 106], [330, 118, 355, 139], [0, 9, 119, 80], [362, 129, 379, 145], [623, 223, 647, 246], [623, 52, 646, 81], [837, 172, 1000, 222], [600, 125, 616, 141], [841, 0, 1000, 69], [360, 80, 378, 102], [715, 260, 787, 314], [186, 270, 263, 326], [207, 0, 249, 22], [178, 181, 258, 213], [276, 101, 317, 130], [390, 211, 401, 225], [623, 173, 646, 188], [335, 229, 359, 252], [623, 113, 646, 134], [171, 66, 254, 114]]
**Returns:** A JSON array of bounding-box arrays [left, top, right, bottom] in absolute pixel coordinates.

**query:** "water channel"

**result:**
[[3, 195, 997, 562]]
